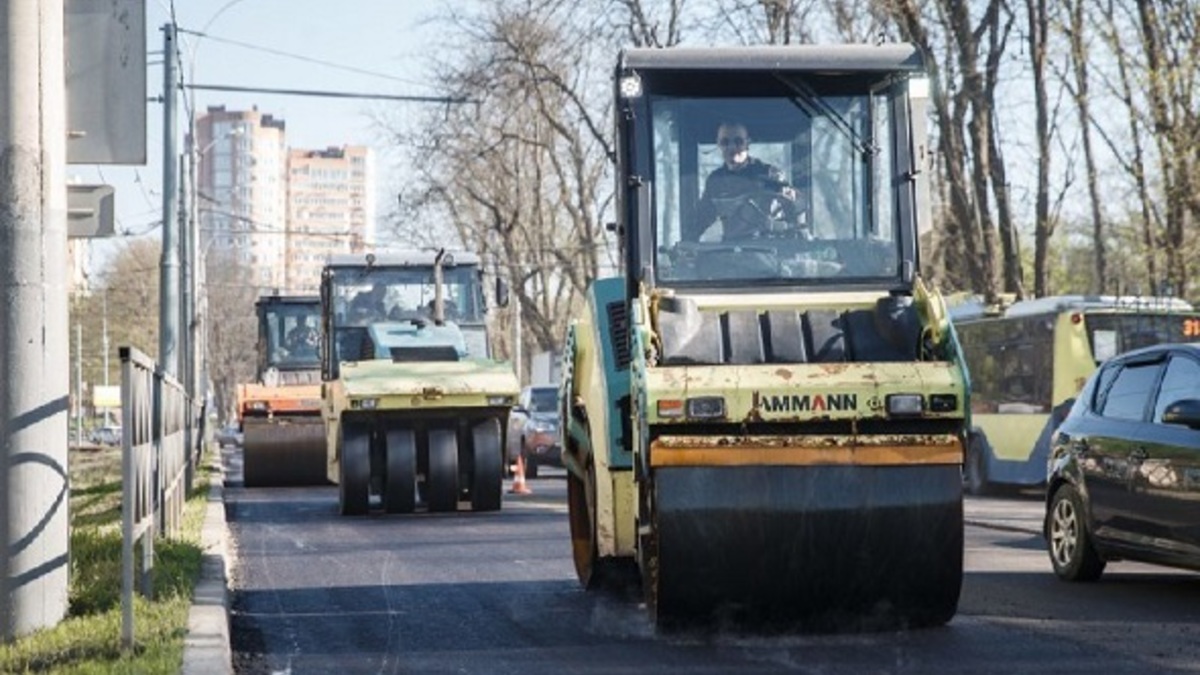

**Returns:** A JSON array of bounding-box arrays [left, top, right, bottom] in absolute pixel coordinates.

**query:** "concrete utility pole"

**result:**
[[159, 22, 180, 377], [1, 0, 71, 641]]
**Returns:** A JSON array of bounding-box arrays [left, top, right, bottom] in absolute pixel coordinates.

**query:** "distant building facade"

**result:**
[[195, 106, 288, 292], [194, 106, 375, 295], [286, 146, 375, 293]]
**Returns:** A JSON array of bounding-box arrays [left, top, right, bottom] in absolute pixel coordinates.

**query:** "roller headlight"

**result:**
[[886, 393, 924, 416], [248, 401, 269, 412], [929, 394, 958, 413], [656, 397, 726, 419], [351, 397, 380, 410], [619, 73, 643, 99], [686, 396, 726, 419]]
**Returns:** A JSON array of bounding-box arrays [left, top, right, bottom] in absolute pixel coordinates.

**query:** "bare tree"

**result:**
[[67, 240, 164, 413], [1086, 0, 1199, 299], [1132, 0, 1198, 298], [1024, 0, 1053, 297], [1054, 0, 1107, 294], [705, 0, 889, 44], [393, 1, 620, 379], [616, 0, 687, 46], [202, 247, 258, 423], [98, 239, 163, 359], [888, 0, 1010, 298]]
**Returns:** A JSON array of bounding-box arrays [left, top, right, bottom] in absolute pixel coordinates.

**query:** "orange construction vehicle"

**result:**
[[237, 294, 327, 486]]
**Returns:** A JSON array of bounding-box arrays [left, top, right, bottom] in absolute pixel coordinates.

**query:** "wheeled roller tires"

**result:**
[[338, 423, 371, 516], [336, 419, 506, 516]]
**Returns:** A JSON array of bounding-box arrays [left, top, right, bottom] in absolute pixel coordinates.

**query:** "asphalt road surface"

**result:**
[[222, 448, 1200, 674]]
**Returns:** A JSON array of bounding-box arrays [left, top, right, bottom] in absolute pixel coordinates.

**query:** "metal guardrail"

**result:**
[[119, 345, 205, 650]]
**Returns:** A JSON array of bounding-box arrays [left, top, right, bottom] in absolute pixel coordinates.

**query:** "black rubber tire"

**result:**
[[1047, 483, 1106, 581], [338, 423, 370, 516], [964, 435, 991, 496], [470, 419, 503, 512], [426, 428, 459, 513], [383, 428, 416, 514]]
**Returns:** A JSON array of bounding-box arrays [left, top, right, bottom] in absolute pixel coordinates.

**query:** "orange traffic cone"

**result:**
[[509, 453, 532, 495]]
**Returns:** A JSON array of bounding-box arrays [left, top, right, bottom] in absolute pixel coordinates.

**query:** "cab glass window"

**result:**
[[647, 79, 905, 287]]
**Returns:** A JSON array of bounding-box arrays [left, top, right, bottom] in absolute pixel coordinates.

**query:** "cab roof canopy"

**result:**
[[324, 250, 482, 269], [619, 43, 925, 74]]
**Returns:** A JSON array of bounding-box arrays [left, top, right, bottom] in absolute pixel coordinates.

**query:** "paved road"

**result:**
[[223, 450, 1200, 674]]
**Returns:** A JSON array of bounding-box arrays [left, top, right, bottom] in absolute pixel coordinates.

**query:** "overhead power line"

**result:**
[[186, 83, 471, 104], [176, 27, 430, 88]]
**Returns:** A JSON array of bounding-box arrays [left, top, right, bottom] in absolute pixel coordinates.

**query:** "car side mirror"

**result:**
[[1161, 399, 1200, 430], [495, 278, 510, 308]]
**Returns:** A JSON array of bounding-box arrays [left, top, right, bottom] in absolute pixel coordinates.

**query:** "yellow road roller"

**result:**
[[560, 44, 970, 630], [321, 250, 519, 515]]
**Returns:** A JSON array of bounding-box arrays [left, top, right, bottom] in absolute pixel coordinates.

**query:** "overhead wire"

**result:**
[[175, 28, 435, 91]]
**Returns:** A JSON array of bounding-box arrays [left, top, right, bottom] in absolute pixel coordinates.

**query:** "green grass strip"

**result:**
[[0, 446, 219, 674]]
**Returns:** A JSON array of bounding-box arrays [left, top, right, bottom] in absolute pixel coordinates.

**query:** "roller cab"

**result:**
[[321, 250, 519, 515], [561, 44, 970, 630]]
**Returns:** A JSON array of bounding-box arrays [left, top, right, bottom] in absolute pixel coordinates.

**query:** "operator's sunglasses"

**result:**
[[717, 136, 748, 148]]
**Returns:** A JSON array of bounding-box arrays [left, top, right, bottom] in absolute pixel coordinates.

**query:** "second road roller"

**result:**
[[238, 294, 327, 487]]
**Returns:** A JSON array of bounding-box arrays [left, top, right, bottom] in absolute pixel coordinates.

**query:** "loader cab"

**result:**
[[256, 295, 322, 374], [615, 45, 930, 298], [320, 252, 490, 380]]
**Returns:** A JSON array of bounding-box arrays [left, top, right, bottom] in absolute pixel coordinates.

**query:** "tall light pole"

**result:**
[[159, 22, 181, 378], [186, 127, 242, 420]]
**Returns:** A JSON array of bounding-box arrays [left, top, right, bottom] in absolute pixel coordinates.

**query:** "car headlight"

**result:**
[[529, 419, 558, 434]]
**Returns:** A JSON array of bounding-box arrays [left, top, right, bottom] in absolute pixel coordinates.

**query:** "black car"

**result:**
[[1045, 342, 1200, 581]]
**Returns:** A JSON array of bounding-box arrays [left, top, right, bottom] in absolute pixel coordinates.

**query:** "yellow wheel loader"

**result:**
[[321, 250, 519, 515], [561, 44, 970, 630]]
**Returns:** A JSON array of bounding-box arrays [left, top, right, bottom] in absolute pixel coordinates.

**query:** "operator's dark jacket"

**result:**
[[687, 157, 790, 242]]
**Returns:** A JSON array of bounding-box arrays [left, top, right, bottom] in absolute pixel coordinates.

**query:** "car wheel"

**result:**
[[1047, 483, 1106, 582]]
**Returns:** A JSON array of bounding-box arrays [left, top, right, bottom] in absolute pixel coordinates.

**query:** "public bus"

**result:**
[[951, 294, 1200, 494]]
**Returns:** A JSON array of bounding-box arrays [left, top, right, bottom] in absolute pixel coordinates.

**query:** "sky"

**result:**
[[75, 0, 452, 279]]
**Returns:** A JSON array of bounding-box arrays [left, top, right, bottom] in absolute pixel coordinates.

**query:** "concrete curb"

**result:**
[[182, 460, 232, 675]]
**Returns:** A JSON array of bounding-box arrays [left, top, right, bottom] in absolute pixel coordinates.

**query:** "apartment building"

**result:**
[[195, 106, 289, 293], [285, 145, 376, 293], [194, 107, 375, 295]]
